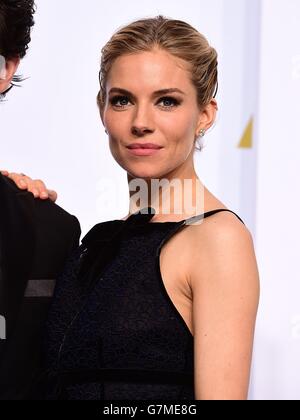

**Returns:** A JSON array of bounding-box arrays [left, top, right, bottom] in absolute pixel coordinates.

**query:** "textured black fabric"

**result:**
[[45, 207, 244, 400]]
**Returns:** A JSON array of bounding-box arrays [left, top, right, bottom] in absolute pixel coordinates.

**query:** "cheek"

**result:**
[[104, 111, 122, 133], [162, 113, 196, 150], [104, 114, 127, 162], [104, 111, 133, 152], [176, 111, 197, 133]]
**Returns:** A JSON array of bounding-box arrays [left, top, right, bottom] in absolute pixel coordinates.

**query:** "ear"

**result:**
[[0, 56, 20, 93], [99, 106, 104, 126], [97, 93, 105, 127], [196, 98, 218, 134]]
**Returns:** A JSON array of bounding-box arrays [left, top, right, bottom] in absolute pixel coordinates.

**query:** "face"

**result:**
[[0, 56, 20, 96], [101, 48, 213, 180]]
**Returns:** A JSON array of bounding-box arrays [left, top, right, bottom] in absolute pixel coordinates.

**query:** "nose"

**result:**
[[131, 126, 153, 137], [131, 103, 154, 137]]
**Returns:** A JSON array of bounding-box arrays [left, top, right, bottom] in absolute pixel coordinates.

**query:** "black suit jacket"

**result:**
[[0, 173, 81, 399]]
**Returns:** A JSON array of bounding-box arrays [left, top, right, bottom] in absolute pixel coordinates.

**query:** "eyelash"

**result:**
[[0, 84, 16, 102], [109, 95, 181, 109]]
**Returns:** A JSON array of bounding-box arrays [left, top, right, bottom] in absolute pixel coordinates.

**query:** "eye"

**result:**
[[110, 95, 131, 108], [157, 96, 180, 108]]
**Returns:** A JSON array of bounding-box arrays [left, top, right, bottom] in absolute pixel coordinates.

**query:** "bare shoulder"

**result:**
[[186, 210, 258, 287], [188, 208, 251, 240], [186, 210, 260, 399]]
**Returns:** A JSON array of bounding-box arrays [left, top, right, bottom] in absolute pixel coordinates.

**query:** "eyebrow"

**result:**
[[108, 87, 186, 97]]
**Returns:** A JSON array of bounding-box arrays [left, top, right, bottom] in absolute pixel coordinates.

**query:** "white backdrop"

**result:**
[[252, 0, 300, 400], [1, 0, 300, 399]]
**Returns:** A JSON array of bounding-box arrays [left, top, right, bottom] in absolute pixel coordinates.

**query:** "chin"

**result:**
[[130, 166, 171, 180], [114, 150, 178, 179], [127, 169, 160, 180]]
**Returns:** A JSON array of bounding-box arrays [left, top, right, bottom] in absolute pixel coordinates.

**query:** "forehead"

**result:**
[[106, 49, 194, 92]]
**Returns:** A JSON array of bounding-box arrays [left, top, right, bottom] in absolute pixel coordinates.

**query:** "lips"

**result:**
[[126, 143, 163, 157], [127, 143, 163, 150]]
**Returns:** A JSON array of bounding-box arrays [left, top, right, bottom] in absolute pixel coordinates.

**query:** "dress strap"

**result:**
[[184, 209, 245, 225]]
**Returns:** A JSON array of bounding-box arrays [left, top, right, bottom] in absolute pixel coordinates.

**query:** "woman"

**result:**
[[45, 16, 260, 400]]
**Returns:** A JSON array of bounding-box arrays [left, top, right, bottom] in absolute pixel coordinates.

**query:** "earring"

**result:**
[[105, 129, 108, 134], [198, 129, 206, 137]]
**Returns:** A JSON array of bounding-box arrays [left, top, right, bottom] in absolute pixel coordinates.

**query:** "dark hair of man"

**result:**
[[0, 0, 35, 97], [0, 0, 35, 60]]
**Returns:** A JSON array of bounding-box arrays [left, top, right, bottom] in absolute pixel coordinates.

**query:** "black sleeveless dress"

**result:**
[[45, 207, 244, 400]]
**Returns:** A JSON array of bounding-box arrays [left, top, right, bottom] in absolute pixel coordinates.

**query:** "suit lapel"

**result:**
[[0, 174, 35, 340]]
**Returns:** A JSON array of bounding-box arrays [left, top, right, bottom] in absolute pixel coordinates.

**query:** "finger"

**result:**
[[25, 184, 45, 199], [29, 179, 49, 199], [8, 172, 29, 189], [29, 187, 40, 198], [19, 178, 48, 199], [5, 172, 53, 201], [40, 191, 49, 200], [48, 190, 58, 203]]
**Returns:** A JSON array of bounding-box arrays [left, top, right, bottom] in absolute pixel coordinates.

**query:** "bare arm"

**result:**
[[190, 214, 260, 400]]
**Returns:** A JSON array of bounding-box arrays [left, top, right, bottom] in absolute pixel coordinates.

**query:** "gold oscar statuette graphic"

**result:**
[[239, 117, 254, 149]]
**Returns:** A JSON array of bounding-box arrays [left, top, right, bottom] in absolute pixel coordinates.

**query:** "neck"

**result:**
[[126, 164, 205, 222]]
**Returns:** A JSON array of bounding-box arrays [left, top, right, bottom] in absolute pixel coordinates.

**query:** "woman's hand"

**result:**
[[1, 170, 58, 202]]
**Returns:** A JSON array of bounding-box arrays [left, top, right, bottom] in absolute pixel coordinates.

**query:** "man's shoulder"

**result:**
[[0, 173, 80, 239], [32, 196, 81, 253], [0, 172, 22, 193], [34, 196, 78, 225]]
